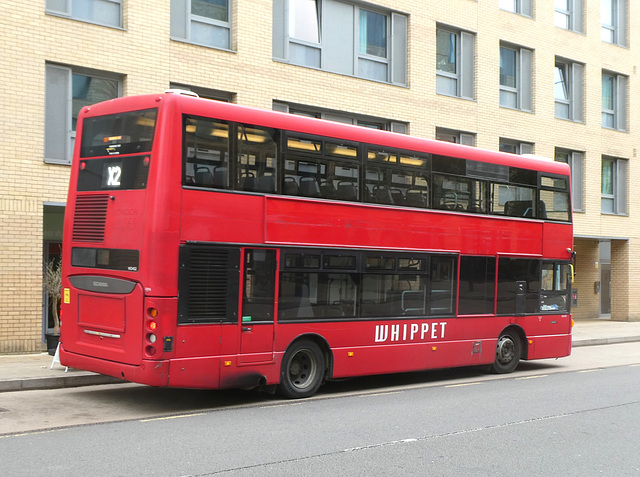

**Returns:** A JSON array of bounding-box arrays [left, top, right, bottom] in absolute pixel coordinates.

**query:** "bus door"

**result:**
[[239, 248, 277, 364]]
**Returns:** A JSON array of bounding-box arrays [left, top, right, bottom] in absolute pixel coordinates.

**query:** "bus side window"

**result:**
[[242, 249, 277, 322], [237, 124, 278, 193], [183, 117, 230, 188]]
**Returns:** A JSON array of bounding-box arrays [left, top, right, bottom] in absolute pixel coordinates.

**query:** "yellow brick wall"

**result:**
[[1, 0, 639, 352]]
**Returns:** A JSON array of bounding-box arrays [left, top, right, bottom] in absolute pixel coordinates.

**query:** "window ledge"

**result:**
[[600, 212, 628, 217], [601, 126, 628, 133], [45, 11, 125, 31], [170, 37, 236, 54], [499, 105, 534, 114], [555, 116, 584, 125], [272, 58, 409, 89], [436, 92, 476, 102]]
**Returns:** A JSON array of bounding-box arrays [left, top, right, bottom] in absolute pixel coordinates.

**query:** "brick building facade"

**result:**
[[1, 0, 638, 353]]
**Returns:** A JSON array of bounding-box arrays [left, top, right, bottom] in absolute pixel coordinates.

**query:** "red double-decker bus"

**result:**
[[60, 91, 574, 398]]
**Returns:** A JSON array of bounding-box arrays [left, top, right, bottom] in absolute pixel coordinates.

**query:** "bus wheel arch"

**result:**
[[490, 326, 526, 374], [276, 335, 331, 399]]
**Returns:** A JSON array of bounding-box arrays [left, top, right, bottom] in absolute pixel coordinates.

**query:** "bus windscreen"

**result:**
[[80, 108, 157, 158]]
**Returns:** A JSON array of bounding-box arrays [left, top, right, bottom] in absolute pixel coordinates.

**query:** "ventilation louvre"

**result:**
[[72, 194, 109, 243]]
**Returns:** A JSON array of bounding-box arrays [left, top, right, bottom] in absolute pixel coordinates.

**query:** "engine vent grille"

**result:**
[[178, 245, 240, 324], [72, 194, 109, 243]]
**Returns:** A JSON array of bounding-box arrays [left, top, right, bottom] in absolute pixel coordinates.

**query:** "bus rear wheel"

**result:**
[[277, 340, 324, 399], [490, 331, 521, 374]]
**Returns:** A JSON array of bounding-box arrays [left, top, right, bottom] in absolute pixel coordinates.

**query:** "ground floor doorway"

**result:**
[[598, 241, 611, 318], [43, 204, 65, 339]]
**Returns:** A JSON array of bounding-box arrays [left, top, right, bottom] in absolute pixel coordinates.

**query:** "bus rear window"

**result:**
[[81, 109, 157, 157], [77, 155, 150, 191]]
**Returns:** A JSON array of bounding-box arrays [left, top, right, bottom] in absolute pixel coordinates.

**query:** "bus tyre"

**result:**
[[490, 331, 521, 374], [277, 340, 324, 399]]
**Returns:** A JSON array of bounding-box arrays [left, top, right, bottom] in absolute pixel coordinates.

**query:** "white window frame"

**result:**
[[602, 71, 627, 131], [273, 0, 408, 86], [46, 0, 123, 28], [499, 0, 532, 18], [171, 0, 233, 51], [555, 148, 583, 212], [601, 156, 627, 215], [169, 83, 235, 102], [45, 64, 122, 165], [555, 0, 583, 32], [436, 128, 475, 146], [554, 58, 583, 122], [357, 8, 389, 82], [273, 101, 407, 133], [601, 0, 627, 46], [499, 138, 533, 155], [500, 44, 533, 112], [436, 26, 475, 100]]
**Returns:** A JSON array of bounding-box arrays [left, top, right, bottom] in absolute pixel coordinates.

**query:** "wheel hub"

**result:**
[[497, 336, 515, 364]]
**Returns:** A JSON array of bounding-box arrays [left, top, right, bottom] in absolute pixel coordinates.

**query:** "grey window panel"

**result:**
[[323, 113, 354, 124], [272, 102, 288, 113], [391, 13, 407, 86], [74, 0, 121, 27], [461, 31, 475, 99], [520, 143, 534, 155], [572, 152, 584, 211], [460, 133, 474, 146], [272, 0, 286, 60], [571, 62, 584, 122], [191, 21, 230, 49], [500, 90, 517, 109], [618, 0, 627, 46], [616, 75, 627, 130], [520, 48, 533, 112], [436, 75, 457, 96], [390, 122, 407, 134], [359, 58, 387, 82], [323, 0, 355, 76], [171, 0, 188, 39], [45, 65, 71, 165], [617, 159, 627, 215], [290, 43, 321, 68], [46, 0, 71, 15], [574, 0, 584, 33]]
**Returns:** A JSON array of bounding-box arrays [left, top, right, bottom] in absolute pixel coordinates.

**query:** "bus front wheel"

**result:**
[[277, 340, 324, 399], [490, 331, 521, 374]]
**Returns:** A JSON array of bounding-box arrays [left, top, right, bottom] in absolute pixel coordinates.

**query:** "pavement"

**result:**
[[1, 319, 639, 393]]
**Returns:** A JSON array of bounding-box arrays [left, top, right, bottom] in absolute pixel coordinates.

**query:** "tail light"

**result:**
[[145, 308, 159, 357]]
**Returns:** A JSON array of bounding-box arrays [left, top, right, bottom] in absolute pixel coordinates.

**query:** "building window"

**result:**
[[601, 156, 627, 215], [499, 138, 533, 155], [436, 26, 475, 100], [601, 0, 627, 46], [171, 0, 232, 50], [555, 149, 583, 211], [436, 128, 475, 146], [358, 9, 388, 82], [554, 58, 583, 122], [602, 72, 627, 131], [555, 0, 584, 32], [288, 0, 321, 67], [273, 102, 407, 133], [499, 0, 532, 17], [46, 0, 123, 28], [273, 0, 408, 86], [45, 64, 121, 165], [169, 83, 235, 102], [500, 44, 533, 111]]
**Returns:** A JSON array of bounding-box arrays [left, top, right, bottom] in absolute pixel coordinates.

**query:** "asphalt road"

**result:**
[[1, 342, 639, 476]]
